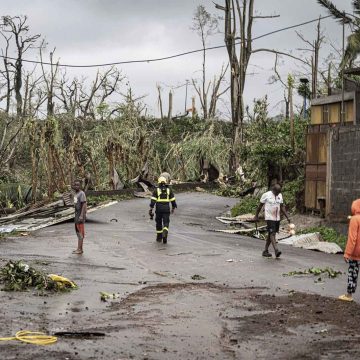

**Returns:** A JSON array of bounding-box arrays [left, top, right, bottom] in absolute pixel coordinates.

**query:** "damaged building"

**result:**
[[305, 71, 360, 222]]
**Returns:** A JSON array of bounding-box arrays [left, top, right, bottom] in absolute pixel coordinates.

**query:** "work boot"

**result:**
[[262, 250, 272, 258], [156, 234, 162, 242], [275, 250, 282, 258], [163, 229, 168, 244]]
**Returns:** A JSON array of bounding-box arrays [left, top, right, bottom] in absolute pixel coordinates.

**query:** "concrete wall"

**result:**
[[329, 126, 360, 220]]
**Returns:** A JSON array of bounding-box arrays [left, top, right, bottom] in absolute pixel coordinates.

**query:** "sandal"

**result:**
[[338, 294, 353, 302], [72, 250, 83, 255]]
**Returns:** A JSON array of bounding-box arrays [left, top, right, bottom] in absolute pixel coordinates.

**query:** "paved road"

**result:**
[[0, 193, 356, 360]]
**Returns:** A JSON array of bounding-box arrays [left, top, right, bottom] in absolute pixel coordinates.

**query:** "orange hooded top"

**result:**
[[345, 199, 360, 260]]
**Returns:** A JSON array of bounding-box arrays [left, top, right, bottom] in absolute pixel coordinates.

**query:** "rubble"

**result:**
[[279, 233, 343, 254], [215, 215, 343, 254], [0, 196, 117, 233]]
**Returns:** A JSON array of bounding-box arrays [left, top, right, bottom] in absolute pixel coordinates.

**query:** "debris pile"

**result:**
[[0, 260, 77, 292], [0, 194, 117, 233], [279, 233, 343, 254], [100, 291, 119, 302], [284, 267, 342, 279], [215, 216, 343, 254]]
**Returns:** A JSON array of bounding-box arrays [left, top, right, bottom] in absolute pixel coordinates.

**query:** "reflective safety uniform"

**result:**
[[150, 185, 177, 242]]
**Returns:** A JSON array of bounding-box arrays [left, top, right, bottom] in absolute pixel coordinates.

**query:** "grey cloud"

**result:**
[[0, 0, 355, 116]]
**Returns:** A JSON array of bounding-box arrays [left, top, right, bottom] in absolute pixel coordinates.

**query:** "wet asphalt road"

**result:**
[[0, 193, 353, 359]]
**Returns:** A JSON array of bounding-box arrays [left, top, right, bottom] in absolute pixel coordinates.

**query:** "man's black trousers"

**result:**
[[155, 211, 170, 235]]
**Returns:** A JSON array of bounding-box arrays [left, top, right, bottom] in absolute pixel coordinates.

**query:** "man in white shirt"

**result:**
[[254, 184, 290, 258]]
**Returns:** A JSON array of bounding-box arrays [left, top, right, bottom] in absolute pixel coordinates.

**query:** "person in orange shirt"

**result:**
[[339, 199, 360, 302]]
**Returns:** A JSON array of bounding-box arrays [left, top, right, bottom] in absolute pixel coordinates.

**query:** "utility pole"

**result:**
[[341, 12, 346, 125], [287, 75, 295, 151]]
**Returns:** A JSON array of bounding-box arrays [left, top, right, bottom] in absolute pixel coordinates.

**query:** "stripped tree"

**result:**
[[215, 0, 307, 175]]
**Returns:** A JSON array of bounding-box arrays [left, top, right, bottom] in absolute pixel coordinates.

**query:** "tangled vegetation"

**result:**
[[0, 260, 76, 292], [284, 267, 342, 279]]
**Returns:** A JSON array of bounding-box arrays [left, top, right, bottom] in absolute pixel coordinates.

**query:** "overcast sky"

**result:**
[[0, 0, 354, 117]]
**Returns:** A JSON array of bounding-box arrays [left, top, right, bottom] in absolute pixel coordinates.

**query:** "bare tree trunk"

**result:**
[[168, 90, 173, 120], [289, 81, 294, 151], [157, 85, 164, 119], [201, 32, 208, 119], [327, 62, 332, 96], [192, 96, 196, 118]]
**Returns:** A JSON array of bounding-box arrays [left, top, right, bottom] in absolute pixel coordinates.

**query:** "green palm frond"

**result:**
[[317, 0, 352, 23], [342, 31, 360, 67]]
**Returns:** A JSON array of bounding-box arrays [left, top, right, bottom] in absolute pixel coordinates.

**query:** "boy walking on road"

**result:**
[[149, 176, 177, 244], [254, 184, 291, 258], [339, 199, 360, 302], [73, 180, 87, 255]]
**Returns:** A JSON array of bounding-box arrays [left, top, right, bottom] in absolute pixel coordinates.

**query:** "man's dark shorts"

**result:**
[[266, 220, 280, 234]]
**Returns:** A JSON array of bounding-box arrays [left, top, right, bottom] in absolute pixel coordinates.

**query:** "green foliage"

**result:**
[[284, 267, 342, 279], [282, 178, 304, 213], [214, 186, 244, 198], [231, 196, 260, 217], [242, 97, 308, 186], [0, 260, 74, 292], [299, 226, 347, 250]]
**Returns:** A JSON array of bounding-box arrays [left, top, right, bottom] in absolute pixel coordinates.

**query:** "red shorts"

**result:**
[[75, 223, 85, 240]]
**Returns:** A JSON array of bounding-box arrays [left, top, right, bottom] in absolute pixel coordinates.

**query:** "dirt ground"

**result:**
[[0, 193, 357, 359]]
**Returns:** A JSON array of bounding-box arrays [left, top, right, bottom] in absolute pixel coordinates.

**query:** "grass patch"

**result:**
[[231, 196, 260, 217], [298, 226, 347, 250]]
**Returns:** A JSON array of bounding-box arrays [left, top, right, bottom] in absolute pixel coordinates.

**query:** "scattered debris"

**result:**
[[279, 233, 343, 254], [191, 274, 206, 280], [283, 267, 342, 279], [100, 292, 120, 302], [214, 227, 266, 234], [48, 274, 77, 289], [226, 259, 234, 263], [0, 200, 117, 233], [0, 330, 57, 345], [195, 187, 206, 192], [0, 260, 77, 292], [216, 214, 342, 255], [54, 331, 105, 338]]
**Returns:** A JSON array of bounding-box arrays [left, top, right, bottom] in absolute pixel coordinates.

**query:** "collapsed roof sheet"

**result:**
[[0, 201, 117, 233]]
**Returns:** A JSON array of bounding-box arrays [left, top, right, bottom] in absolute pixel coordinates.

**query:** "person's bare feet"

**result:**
[[72, 249, 83, 255]]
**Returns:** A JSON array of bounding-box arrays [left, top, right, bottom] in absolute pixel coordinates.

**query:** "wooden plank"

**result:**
[[311, 105, 323, 125], [305, 180, 317, 209], [306, 134, 318, 163], [329, 103, 340, 123], [317, 165, 327, 181], [305, 165, 318, 180], [318, 133, 327, 163], [316, 181, 326, 210], [345, 100, 354, 123]]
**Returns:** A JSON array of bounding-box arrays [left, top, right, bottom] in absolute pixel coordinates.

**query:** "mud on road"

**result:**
[[2, 282, 359, 360], [104, 283, 360, 360], [0, 194, 357, 359]]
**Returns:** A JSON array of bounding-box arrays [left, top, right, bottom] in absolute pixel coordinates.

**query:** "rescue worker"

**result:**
[[149, 176, 177, 244]]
